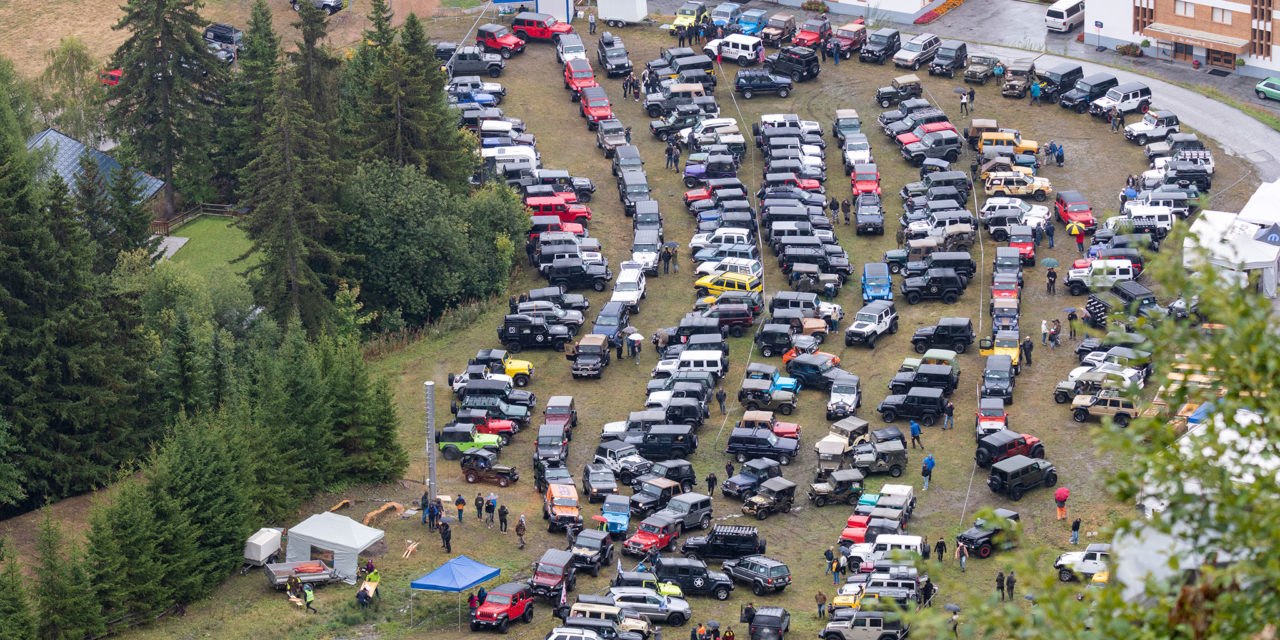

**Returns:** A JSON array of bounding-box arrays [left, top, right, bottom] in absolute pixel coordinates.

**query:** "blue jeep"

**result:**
[[744, 362, 801, 394], [862, 262, 894, 302], [602, 493, 631, 536], [737, 8, 768, 35]]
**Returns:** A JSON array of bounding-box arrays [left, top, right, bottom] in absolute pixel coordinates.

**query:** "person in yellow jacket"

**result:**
[[303, 584, 317, 613]]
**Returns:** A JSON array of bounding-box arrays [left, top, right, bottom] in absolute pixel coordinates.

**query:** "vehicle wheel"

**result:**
[[813, 495, 827, 507], [778, 88, 790, 98], [913, 341, 928, 355], [889, 263, 901, 274], [695, 287, 709, 297], [976, 450, 991, 467], [906, 292, 921, 305], [498, 475, 511, 487], [736, 452, 748, 463], [505, 341, 523, 354], [470, 622, 479, 631], [700, 514, 712, 529], [1009, 486, 1024, 501], [1033, 190, 1047, 202], [592, 279, 606, 292], [752, 581, 766, 596], [327, 4, 339, 14], [1069, 283, 1086, 296], [779, 403, 794, 416], [1073, 409, 1088, 423], [779, 454, 791, 465], [977, 543, 993, 558], [668, 613, 687, 626], [889, 465, 903, 478], [500, 434, 512, 446], [813, 332, 825, 344], [1135, 134, 1147, 146], [498, 619, 510, 633], [444, 447, 461, 461], [745, 401, 760, 411], [1139, 101, 1150, 113], [911, 61, 920, 70], [881, 410, 897, 422], [1054, 391, 1069, 404], [741, 89, 753, 99], [953, 341, 968, 353], [992, 230, 1008, 242], [714, 587, 731, 601], [756, 509, 769, 520], [920, 415, 935, 427], [1031, 445, 1045, 459], [879, 98, 891, 108], [1044, 471, 1058, 487], [761, 346, 774, 357], [846, 493, 859, 505], [489, 68, 502, 78], [993, 190, 1006, 198]]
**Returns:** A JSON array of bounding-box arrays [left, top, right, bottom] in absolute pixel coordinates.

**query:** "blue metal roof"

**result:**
[[25, 128, 165, 204]]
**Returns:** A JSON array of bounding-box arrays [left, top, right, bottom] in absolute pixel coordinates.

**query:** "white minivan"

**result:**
[[1045, 0, 1085, 33]]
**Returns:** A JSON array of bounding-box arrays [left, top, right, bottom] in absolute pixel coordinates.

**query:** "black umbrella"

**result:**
[[943, 603, 961, 613], [663, 241, 681, 249]]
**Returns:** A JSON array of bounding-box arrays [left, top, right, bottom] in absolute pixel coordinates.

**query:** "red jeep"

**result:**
[[99, 69, 122, 86], [827, 21, 867, 58], [526, 195, 592, 224], [974, 430, 1044, 467], [623, 514, 681, 556], [563, 58, 599, 101], [1008, 225, 1036, 265], [528, 549, 577, 599], [476, 23, 526, 58], [1055, 189, 1095, 231], [990, 278, 1020, 302], [770, 172, 822, 193], [512, 12, 574, 41], [839, 514, 871, 545], [578, 87, 613, 130], [850, 163, 881, 196], [453, 408, 518, 444], [471, 582, 536, 632], [683, 180, 743, 207], [974, 397, 1009, 441], [791, 17, 831, 48]]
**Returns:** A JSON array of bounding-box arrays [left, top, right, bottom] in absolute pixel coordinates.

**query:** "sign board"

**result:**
[[1095, 20, 1103, 28]]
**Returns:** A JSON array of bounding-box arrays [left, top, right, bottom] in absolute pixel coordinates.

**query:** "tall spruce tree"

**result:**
[[159, 311, 208, 415], [208, 328, 232, 409], [105, 161, 158, 262], [289, 4, 341, 126], [33, 517, 103, 640], [145, 455, 217, 604], [237, 68, 345, 332], [72, 151, 115, 273], [227, 0, 281, 200], [399, 13, 477, 192], [93, 479, 166, 623], [0, 538, 35, 640], [364, 0, 397, 54], [0, 419, 25, 508], [106, 0, 222, 218], [363, 377, 409, 482], [357, 44, 431, 168], [83, 505, 129, 630]]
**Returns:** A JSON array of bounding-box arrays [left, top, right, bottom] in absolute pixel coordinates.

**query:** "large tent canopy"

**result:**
[[411, 556, 500, 592], [285, 512, 384, 583]]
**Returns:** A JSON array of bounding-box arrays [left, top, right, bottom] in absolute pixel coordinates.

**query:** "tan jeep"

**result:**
[[1071, 389, 1137, 427], [1001, 60, 1036, 98], [984, 171, 1052, 202]]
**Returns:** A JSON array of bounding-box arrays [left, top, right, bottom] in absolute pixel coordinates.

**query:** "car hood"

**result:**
[[537, 444, 564, 457], [1055, 550, 1086, 566], [726, 473, 759, 487], [627, 531, 663, 547], [612, 290, 642, 304], [574, 353, 605, 367], [957, 526, 989, 542], [904, 140, 928, 153], [476, 601, 510, 617], [828, 390, 858, 405], [848, 320, 877, 334], [531, 571, 566, 586]]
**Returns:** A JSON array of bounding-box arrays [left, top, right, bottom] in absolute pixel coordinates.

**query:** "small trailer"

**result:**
[[599, 0, 649, 27], [241, 527, 282, 575], [263, 560, 341, 589]]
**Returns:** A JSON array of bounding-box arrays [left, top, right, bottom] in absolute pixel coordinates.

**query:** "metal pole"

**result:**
[[425, 381, 438, 505]]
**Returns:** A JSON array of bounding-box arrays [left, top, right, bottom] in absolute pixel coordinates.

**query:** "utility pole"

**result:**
[[424, 381, 438, 504]]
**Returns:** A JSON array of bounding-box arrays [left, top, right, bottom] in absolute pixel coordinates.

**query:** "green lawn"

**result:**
[[169, 216, 255, 279]]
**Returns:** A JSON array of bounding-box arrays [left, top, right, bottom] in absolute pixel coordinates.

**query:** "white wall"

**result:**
[[1085, 0, 1139, 46]]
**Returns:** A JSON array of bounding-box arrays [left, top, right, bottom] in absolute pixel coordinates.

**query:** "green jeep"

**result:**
[[437, 424, 503, 460], [899, 348, 959, 377]]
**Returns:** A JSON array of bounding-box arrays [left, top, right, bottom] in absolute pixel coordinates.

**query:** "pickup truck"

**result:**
[[264, 560, 341, 589]]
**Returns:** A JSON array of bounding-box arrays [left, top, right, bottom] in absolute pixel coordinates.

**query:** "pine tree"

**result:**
[[273, 326, 335, 494], [364, 0, 397, 55], [105, 160, 159, 261], [0, 538, 36, 640], [363, 376, 409, 482], [145, 453, 219, 604], [208, 328, 232, 410], [399, 13, 477, 192], [159, 310, 208, 415], [237, 68, 346, 332], [227, 0, 281, 199], [95, 480, 166, 623], [289, 3, 342, 126], [72, 151, 116, 273], [33, 517, 103, 640], [0, 419, 25, 508], [324, 339, 371, 478], [83, 504, 130, 630], [107, 0, 223, 218]]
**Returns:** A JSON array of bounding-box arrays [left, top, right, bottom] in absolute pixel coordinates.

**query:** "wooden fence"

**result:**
[[148, 203, 239, 236]]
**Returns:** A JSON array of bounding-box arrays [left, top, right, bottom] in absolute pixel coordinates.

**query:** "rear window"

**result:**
[[1047, 9, 1065, 18]]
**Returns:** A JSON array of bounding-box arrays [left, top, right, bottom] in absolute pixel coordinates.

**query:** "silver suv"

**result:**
[[607, 587, 692, 626], [892, 33, 941, 70], [821, 609, 908, 639]]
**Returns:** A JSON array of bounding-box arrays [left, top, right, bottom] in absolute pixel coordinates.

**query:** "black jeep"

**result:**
[[548, 258, 612, 293], [721, 457, 783, 500], [877, 386, 946, 425], [910, 316, 975, 353], [654, 557, 734, 600], [859, 28, 900, 64], [498, 314, 571, 353], [629, 458, 698, 493], [680, 524, 767, 562], [987, 455, 1057, 501], [901, 268, 966, 305], [955, 508, 1020, 559], [568, 529, 615, 577], [887, 363, 958, 395], [722, 555, 792, 596], [764, 46, 821, 81], [734, 69, 794, 99]]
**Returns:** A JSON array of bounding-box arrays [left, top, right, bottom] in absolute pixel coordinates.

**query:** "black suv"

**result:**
[[548, 258, 612, 293], [457, 378, 536, 408], [854, 193, 886, 235], [569, 529, 616, 577], [581, 463, 619, 502], [901, 268, 966, 305], [499, 314, 571, 353], [722, 555, 792, 595], [725, 428, 799, 465], [1059, 73, 1118, 113], [596, 32, 633, 77], [612, 145, 644, 177], [764, 46, 821, 82], [902, 130, 964, 166], [681, 525, 767, 562], [877, 386, 946, 425], [956, 508, 1020, 558], [928, 40, 967, 77], [910, 316, 975, 353], [654, 557, 734, 600], [721, 457, 783, 500], [734, 69, 794, 99], [629, 458, 697, 492], [618, 170, 651, 216], [987, 455, 1058, 501], [859, 28, 901, 64], [785, 353, 847, 391], [980, 354, 1016, 403], [888, 363, 958, 395], [1037, 61, 1083, 101]]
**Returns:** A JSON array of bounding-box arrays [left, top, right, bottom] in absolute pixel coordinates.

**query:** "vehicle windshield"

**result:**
[[1010, 232, 1033, 243], [1104, 88, 1123, 101], [575, 535, 602, 549], [921, 132, 945, 145], [486, 592, 512, 605], [604, 502, 628, 515], [606, 49, 627, 60], [544, 16, 559, 26], [616, 281, 639, 292], [546, 405, 571, 416], [802, 20, 822, 31], [538, 435, 562, 446], [845, 141, 870, 152], [855, 312, 876, 324], [627, 184, 649, 194], [1008, 67, 1029, 77], [636, 212, 660, 223], [679, 6, 696, 16], [589, 471, 614, 483], [1067, 203, 1090, 212], [985, 369, 1010, 381], [536, 563, 564, 576], [938, 47, 958, 59], [639, 484, 662, 497], [586, 97, 609, 108], [855, 171, 877, 182], [866, 274, 889, 285], [712, 9, 732, 19], [837, 28, 858, 38], [903, 41, 923, 52], [768, 17, 788, 27], [640, 522, 663, 534], [832, 382, 858, 395], [565, 44, 585, 54], [633, 242, 658, 253], [553, 497, 577, 507], [595, 313, 622, 328], [765, 433, 779, 446], [1074, 80, 1093, 93], [869, 33, 888, 45], [816, 360, 836, 373], [491, 27, 511, 37], [616, 445, 640, 458], [573, 70, 593, 79], [995, 337, 1018, 348]]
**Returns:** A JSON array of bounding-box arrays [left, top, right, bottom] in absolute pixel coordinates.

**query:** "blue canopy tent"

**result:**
[[410, 556, 501, 629]]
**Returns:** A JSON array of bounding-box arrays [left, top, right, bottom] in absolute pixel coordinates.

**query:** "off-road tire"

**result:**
[[778, 88, 790, 98], [1044, 471, 1058, 486], [714, 587, 731, 600], [889, 465, 903, 477], [761, 346, 774, 357], [977, 543, 993, 558], [1073, 409, 1088, 422], [1009, 486, 1024, 501], [742, 89, 754, 99], [881, 410, 897, 422], [779, 404, 794, 415]]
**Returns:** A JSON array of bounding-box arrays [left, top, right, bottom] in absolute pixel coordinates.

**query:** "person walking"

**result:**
[[498, 504, 509, 532], [440, 521, 452, 553], [967, 87, 976, 110], [1045, 222, 1055, 248], [1075, 229, 1086, 254], [1055, 486, 1071, 520], [455, 495, 466, 524], [996, 569, 1006, 601], [525, 238, 537, 268], [921, 457, 933, 491], [934, 538, 947, 562], [1032, 223, 1043, 247], [664, 144, 674, 170], [831, 558, 841, 585], [943, 400, 954, 430], [1067, 310, 1079, 339], [705, 472, 717, 496], [677, 26, 686, 47], [910, 420, 923, 449], [484, 497, 496, 528], [1006, 571, 1017, 599], [616, 337, 624, 360], [589, 11, 597, 34], [1041, 319, 1049, 345], [1056, 145, 1065, 167], [1070, 517, 1082, 545], [1110, 106, 1124, 132], [959, 91, 969, 115], [824, 547, 835, 574], [1046, 267, 1057, 294], [725, 461, 734, 479], [955, 543, 968, 572], [1029, 81, 1040, 106], [516, 515, 527, 549], [672, 145, 682, 172], [841, 198, 851, 224], [303, 584, 317, 613], [716, 387, 727, 414], [1050, 319, 1061, 348], [815, 590, 827, 618], [1021, 336, 1034, 367], [475, 492, 484, 520]]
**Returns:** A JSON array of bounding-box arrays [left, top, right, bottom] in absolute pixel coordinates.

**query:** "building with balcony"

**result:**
[[1086, 0, 1279, 77]]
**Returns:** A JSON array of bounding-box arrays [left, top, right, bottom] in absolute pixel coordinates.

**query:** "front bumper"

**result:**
[[471, 615, 510, 628]]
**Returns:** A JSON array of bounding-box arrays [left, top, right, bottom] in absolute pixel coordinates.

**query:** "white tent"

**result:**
[[1237, 180, 1280, 227], [1184, 210, 1280, 297], [285, 512, 385, 583]]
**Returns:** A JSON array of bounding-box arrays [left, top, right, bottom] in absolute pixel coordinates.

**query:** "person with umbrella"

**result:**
[[628, 332, 644, 361], [1065, 221, 1085, 253], [1055, 486, 1071, 520]]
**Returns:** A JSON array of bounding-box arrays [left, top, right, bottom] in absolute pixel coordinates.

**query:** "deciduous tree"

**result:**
[[38, 37, 106, 148]]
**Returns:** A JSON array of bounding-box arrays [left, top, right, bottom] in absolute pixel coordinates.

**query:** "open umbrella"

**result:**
[[1055, 486, 1071, 502], [1065, 221, 1085, 236], [1040, 257, 1060, 268], [663, 241, 681, 249], [621, 326, 639, 335], [1062, 307, 1077, 313], [953, 87, 966, 94], [591, 515, 609, 524], [943, 603, 962, 613]]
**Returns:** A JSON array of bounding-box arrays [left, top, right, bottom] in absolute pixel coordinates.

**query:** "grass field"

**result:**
[[169, 215, 255, 280]]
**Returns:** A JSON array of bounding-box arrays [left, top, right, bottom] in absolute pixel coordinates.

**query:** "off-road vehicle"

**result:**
[[644, 82, 707, 118], [1124, 109, 1179, 146], [900, 268, 965, 305], [624, 514, 682, 556], [581, 463, 618, 502], [461, 448, 519, 487], [447, 45, 506, 78], [980, 354, 1016, 403], [529, 548, 577, 599], [785, 353, 847, 390], [448, 408, 517, 445], [568, 529, 616, 577], [843, 300, 898, 348], [1071, 389, 1138, 426], [1145, 131, 1205, 160], [655, 492, 713, 533], [476, 23, 526, 58], [597, 32, 633, 76], [593, 440, 653, 485], [852, 440, 907, 477], [759, 13, 796, 47], [887, 363, 958, 396], [974, 430, 1043, 468], [986, 171, 1052, 201], [875, 74, 923, 108], [725, 426, 800, 465], [792, 17, 831, 49], [548, 258, 612, 293], [741, 476, 796, 520], [955, 508, 1020, 558], [928, 40, 967, 78], [734, 69, 794, 99], [854, 193, 886, 235], [722, 555, 792, 595], [721, 457, 783, 500], [763, 46, 820, 82], [737, 379, 797, 415], [682, 523, 768, 561], [860, 28, 900, 64], [650, 104, 709, 142], [499, 314, 570, 353], [987, 455, 1057, 501], [654, 557, 734, 600], [436, 424, 503, 460], [824, 374, 862, 420], [893, 32, 940, 70], [1054, 543, 1111, 582], [629, 458, 698, 493], [808, 467, 865, 507], [964, 53, 1001, 84], [1000, 60, 1035, 98], [1059, 72, 1118, 112], [909, 316, 974, 354], [902, 129, 963, 166], [631, 478, 685, 518], [1035, 61, 1082, 101], [877, 386, 946, 424], [471, 582, 536, 632]]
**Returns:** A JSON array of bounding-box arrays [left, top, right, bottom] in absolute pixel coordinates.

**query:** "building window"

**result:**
[[1175, 0, 1193, 17], [1134, 1, 1155, 31], [1213, 7, 1232, 23]]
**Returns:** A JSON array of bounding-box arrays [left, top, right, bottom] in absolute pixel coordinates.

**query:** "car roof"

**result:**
[[991, 454, 1036, 472], [981, 429, 1023, 446], [862, 300, 893, 313], [491, 582, 527, 595], [1058, 189, 1087, 201], [906, 386, 943, 398], [538, 548, 575, 564]]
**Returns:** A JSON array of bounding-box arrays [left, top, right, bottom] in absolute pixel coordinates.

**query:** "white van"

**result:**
[[871, 534, 925, 557], [704, 34, 764, 66], [480, 145, 539, 167], [652, 350, 728, 380], [1045, 0, 1085, 33]]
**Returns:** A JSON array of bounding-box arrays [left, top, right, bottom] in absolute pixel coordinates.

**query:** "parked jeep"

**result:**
[[1124, 109, 1179, 146], [461, 448, 519, 487], [852, 440, 907, 477], [763, 46, 820, 82], [844, 300, 898, 348], [437, 424, 503, 460], [741, 476, 797, 520], [738, 379, 798, 415], [734, 69, 794, 99], [1054, 543, 1111, 582], [624, 514, 682, 556], [629, 458, 698, 493], [910, 316, 974, 353], [447, 46, 506, 78], [1071, 389, 1138, 426], [499, 314, 571, 353], [759, 13, 796, 48], [875, 74, 923, 109], [569, 529, 615, 577], [974, 430, 1043, 468], [955, 508, 1020, 558], [1000, 59, 1035, 98], [963, 53, 1001, 84], [682, 523, 768, 560], [859, 28, 901, 64], [654, 557, 734, 600], [900, 268, 966, 305], [987, 455, 1057, 501], [722, 555, 791, 595], [887, 363, 958, 396], [470, 582, 535, 632], [631, 478, 685, 517], [567, 334, 611, 378], [529, 548, 577, 599], [476, 23, 526, 58], [808, 467, 865, 507], [721, 457, 783, 500], [548, 258, 612, 293]]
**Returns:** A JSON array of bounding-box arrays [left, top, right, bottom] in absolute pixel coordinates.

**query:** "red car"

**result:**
[[990, 278, 1020, 301], [623, 514, 680, 556], [526, 195, 592, 224], [578, 87, 613, 130], [1055, 189, 1095, 231], [839, 514, 872, 545], [471, 582, 536, 632], [683, 181, 741, 206], [896, 121, 956, 148], [452, 409, 518, 444], [1008, 225, 1036, 265], [512, 11, 574, 41], [791, 17, 831, 48], [850, 163, 881, 196], [476, 23, 526, 58], [975, 397, 1009, 438], [770, 172, 823, 193], [100, 69, 122, 86], [563, 58, 598, 101]]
